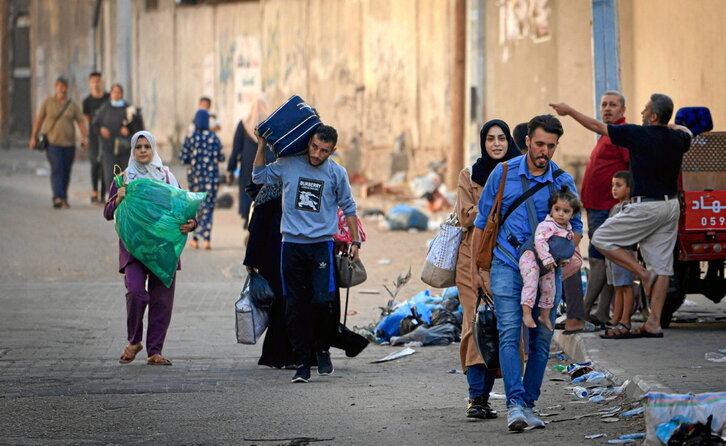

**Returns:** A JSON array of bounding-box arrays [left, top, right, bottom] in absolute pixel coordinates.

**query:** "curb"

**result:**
[[553, 330, 673, 399]]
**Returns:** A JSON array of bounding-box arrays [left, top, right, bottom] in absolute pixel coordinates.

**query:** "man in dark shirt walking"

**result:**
[[551, 93, 692, 337], [82, 72, 110, 203]]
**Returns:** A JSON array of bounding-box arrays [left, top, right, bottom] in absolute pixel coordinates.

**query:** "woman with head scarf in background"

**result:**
[[455, 119, 521, 420], [181, 109, 225, 250], [104, 131, 197, 366], [227, 97, 270, 230]]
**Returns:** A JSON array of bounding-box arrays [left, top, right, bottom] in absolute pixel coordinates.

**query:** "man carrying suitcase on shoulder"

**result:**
[[252, 124, 361, 383]]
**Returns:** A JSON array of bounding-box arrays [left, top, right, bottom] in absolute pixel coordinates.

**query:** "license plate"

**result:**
[[683, 190, 726, 231]]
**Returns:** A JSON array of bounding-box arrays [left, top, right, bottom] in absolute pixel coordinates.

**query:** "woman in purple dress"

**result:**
[[104, 130, 196, 366]]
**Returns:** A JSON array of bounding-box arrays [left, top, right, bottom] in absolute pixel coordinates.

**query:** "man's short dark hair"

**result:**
[[313, 125, 338, 147], [602, 90, 625, 107], [513, 122, 529, 152], [55, 76, 69, 86], [650, 93, 673, 125], [199, 96, 212, 105], [89, 71, 102, 79], [527, 114, 564, 139], [111, 83, 124, 94]]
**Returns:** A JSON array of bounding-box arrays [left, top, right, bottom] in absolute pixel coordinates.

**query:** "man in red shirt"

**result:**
[[580, 91, 629, 326]]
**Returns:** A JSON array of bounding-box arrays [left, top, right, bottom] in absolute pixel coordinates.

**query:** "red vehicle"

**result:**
[[660, 129, 726, 327]]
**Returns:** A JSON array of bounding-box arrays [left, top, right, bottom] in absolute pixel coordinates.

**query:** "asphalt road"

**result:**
[[0, 150, 646, 445]]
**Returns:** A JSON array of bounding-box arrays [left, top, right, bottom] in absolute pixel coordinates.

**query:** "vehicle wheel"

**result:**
[[660, 261, 690, 328]]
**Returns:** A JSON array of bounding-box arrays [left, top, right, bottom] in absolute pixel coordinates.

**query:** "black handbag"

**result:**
[[335, 253, 367, 288], [36, 100, 71, 151], [35, 133, 49, 151], [473, 289, 500, 370]]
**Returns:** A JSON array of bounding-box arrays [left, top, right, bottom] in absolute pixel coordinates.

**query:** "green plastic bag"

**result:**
[[114, 176, 206, 288]]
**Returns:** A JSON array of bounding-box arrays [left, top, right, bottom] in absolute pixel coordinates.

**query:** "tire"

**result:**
[[660, 260, 690, 328]]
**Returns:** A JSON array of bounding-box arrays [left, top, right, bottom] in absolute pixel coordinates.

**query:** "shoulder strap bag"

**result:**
[[475, 163, 508, 270]]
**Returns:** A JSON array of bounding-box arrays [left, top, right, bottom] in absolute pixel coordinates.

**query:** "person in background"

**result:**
[[551, 93, 692, 338], [600, 170, 637, 338], [29, 76, 88, 209], [104, 131, 197, 366], [456, 119, 519, 420], [581, 91, 630, 328], [93, 83, 132, 193], [181, 109, 225, 250], [228, 98, 270, 230], [82, 71, 110, 204], [188, 96, 221, 136], [512, 122, 529, 155]]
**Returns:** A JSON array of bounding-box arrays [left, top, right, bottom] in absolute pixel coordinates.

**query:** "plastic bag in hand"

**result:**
[[114, 178, 205, 287], [248, 271, 275, 309]]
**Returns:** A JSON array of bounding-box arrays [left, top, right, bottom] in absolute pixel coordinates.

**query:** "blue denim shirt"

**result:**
[[473, 155, 583, 269]]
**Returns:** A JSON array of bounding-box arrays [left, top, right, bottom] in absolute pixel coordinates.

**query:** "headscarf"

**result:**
[[125, 130, 173, 185], [253, 182, 282, 206], [470, 119, 520, 187], [194, 109, 210, 132], [243, 96, 270, 142]]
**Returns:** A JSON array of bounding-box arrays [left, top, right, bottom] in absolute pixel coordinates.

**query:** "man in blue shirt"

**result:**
[[253, 125, 361, 383], [471, 114, 583, 431]]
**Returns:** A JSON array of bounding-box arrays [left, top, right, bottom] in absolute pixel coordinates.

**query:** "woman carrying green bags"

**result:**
[[104, 131, 197, 366]]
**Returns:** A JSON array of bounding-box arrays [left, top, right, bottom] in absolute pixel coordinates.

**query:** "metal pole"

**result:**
[[591, 0, 621, 118]]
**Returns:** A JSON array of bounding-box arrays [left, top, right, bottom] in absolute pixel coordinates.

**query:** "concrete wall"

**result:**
[[619, 0, 726, 130], [484, 0, 595, 183], [131, 0, 454, 177], [26, 0, 726, 182], [29, 0, 95, 113]]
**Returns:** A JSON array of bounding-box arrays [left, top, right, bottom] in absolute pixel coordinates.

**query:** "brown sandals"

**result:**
[[119, 344, 143, 364], [147, 354, 172, 366]]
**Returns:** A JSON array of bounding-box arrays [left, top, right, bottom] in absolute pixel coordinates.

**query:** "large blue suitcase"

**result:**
[[256, 95, 322, 157]]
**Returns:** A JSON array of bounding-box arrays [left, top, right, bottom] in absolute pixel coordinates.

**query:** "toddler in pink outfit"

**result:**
[[520, 187, 580, 331]]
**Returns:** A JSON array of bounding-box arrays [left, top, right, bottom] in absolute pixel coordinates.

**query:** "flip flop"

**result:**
[[630, 326, 664, 338], [562, 321, 599, 335], [147, 354, 173, 366], [599, 323, 632, 339], [119, 344, 143, 364]]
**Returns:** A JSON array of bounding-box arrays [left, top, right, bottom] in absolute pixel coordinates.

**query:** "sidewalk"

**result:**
[[554, 294, 726, 397]]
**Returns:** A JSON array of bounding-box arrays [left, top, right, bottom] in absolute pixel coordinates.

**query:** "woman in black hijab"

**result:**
[[455, 119, 520, 420]]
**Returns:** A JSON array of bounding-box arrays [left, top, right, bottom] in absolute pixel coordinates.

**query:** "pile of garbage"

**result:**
[[358, 287, 463, 347], [644, 391, 726, 445]]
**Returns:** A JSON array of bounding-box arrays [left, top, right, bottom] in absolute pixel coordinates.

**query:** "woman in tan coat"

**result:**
[[456, 119, 520, 419]]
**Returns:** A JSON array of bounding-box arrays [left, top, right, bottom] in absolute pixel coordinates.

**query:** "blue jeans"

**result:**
[[46, 145, 76, 200], [466, 364, 495, 399], [586, 209, 610, 260], [491, 256, 561, 408]]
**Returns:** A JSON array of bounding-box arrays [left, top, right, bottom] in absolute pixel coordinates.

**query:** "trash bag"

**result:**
[[216, 192, 233, 209], [248, 271, 275, 309], [645, 391, 726, 445], [390, 323, 460, 346], [473, 292, 500, 370], [386, 204, 429, 230], [441, 296, 461, 313], [375, 301, 413, 342], [430, 308, 458, 327], [399, 307, 427, 335], [114, 177, 205, 288]]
